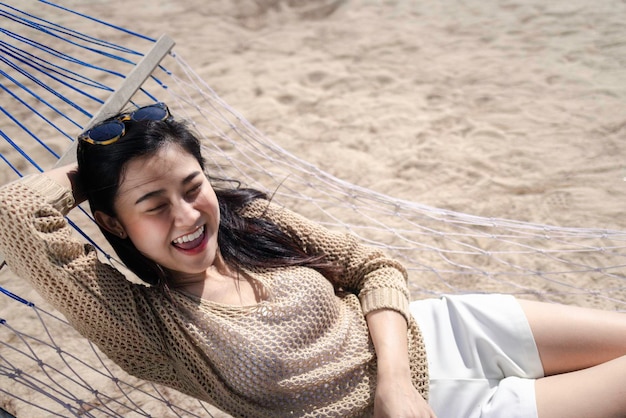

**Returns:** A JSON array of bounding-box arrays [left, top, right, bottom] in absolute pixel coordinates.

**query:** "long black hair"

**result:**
[[77, 110, 337, 286]]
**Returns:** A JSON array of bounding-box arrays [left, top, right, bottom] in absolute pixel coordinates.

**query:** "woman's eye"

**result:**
[[147, 203, 167, 213], [187, 184, 202, 196]]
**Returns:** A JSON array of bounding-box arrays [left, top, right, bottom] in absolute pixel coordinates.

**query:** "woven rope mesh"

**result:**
[[1, 1, 625, 416]]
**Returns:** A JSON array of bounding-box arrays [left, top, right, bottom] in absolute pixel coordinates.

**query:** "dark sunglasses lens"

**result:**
[[131, 105, 167, 121], [88, 121, 124, 143]]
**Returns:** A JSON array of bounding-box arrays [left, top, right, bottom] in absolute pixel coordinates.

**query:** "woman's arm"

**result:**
[[367, 309, 436, 418], [0, 172, 169, 379], [246, 200, 431, 412]]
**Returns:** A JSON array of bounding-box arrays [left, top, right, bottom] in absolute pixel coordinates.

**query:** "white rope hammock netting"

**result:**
[[1, 1, 625, 417]]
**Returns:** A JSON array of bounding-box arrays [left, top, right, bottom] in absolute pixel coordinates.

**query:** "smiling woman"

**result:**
[[0, 103, 430, 417], [0, 103, 625, 418]]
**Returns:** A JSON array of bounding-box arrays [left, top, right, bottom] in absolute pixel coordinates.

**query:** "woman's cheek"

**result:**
[[128, 219, 168, 252]]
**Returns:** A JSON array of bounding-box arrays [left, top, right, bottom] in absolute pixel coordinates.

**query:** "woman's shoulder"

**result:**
[[239, 197, 279, 218]]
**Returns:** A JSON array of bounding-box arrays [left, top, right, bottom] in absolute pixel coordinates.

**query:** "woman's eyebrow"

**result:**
[[135, 189, 165, 205], [134, 171, 202, 205], [182, 171, 201, 184]]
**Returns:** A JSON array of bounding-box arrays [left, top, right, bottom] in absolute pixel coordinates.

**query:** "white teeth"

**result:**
[[172, 225, 205, 244]]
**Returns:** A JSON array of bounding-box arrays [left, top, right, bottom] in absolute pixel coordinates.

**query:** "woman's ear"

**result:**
[[94, 211, 128, 239]]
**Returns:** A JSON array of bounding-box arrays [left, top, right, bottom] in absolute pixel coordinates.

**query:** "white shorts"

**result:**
[[410, 294, 544, 418]]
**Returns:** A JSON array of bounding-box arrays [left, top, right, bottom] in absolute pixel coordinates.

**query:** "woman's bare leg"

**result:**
[[535, 355, 626, 418], [518, 299, 626, 418], [518, 299, 626, 375]]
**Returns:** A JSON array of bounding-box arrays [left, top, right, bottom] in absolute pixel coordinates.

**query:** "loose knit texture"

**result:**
[[0, 174, 429, 417]]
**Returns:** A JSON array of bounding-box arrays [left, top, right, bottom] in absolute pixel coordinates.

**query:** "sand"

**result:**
[[100, 0, 626, 230], [1, 0, 625, 416]]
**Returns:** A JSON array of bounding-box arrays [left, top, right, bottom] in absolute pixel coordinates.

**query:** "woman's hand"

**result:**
[[374, 375, 436, 418], [366, 309, 437, 418]]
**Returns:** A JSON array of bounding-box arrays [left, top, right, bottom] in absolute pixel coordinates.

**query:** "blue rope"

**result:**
[[0, 27, 171, 109], [66, 217, 112, 260], [0, 125, 43, 172], [0, 151, 22, 177], [135, 87, 161, 104], [1, 3, 174, 118], [0, 40, 113, 91], [0, 106, 61, 159], [0, 78, 83, 136], [0, 286, 35, 307], [0, 28, 127, 78], [36, 0, 158, 43], [0, 64, 91, 122], [1, 45, 108, 106], [0, 3, 145, 55], [0, 7, 144, 63], [0, 83, 76, 142]]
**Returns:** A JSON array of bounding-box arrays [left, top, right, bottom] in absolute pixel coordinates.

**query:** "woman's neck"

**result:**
[[169, 258, 264, 306]]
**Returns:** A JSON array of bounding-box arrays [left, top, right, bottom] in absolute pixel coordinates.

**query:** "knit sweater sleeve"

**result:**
[[0, 174, 174, 382], [244, 200, 412, 322]]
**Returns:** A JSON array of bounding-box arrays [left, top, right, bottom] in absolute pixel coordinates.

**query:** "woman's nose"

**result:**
[[174, 199, 200, 226]]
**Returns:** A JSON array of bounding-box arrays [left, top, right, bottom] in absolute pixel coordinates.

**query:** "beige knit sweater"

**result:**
[[0, 174, 428, 417]]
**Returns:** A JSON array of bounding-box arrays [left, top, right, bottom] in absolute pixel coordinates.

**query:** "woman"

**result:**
[[0, 103, 624, 418]]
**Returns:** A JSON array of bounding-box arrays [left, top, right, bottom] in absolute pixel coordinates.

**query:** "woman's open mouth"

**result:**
[[171, 225, 207, 252]]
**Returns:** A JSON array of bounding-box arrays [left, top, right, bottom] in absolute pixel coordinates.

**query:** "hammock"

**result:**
[[1, 1, 625, 417]]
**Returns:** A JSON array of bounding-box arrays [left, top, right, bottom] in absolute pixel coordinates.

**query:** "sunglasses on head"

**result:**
[[78, 102, 171, 145]]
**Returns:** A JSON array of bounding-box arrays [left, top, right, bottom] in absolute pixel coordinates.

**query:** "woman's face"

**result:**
[[108, 143, 220, 281]]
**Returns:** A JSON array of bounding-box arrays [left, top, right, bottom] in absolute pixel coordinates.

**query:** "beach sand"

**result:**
[[1, 0, 625, 416], [107, 0, 626, 230]]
